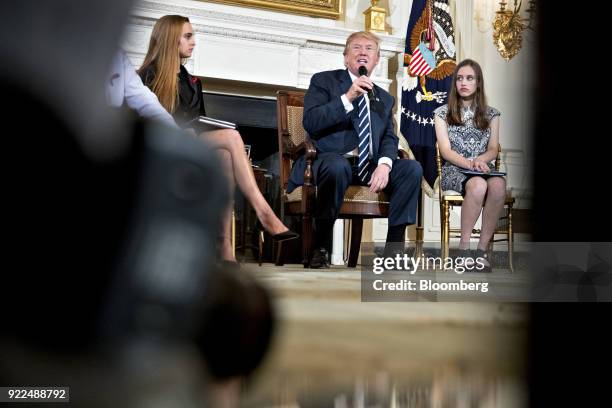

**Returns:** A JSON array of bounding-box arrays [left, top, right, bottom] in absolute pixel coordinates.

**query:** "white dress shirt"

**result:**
[[340, 70, 393, 170], [106, 49, 179, 129]]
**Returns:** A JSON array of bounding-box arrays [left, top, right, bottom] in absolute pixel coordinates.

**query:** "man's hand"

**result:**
[[368, 164, 390, 192], [345, 75, 373, 102]]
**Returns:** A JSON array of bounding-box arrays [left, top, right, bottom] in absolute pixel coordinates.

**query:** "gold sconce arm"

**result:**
[[492, 0, 536, 61]]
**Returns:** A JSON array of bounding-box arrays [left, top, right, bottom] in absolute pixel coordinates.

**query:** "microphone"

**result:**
[[358, 66, 376, 101]]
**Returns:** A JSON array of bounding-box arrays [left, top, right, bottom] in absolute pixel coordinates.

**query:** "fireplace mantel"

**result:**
[[123, 0, 405, 93]]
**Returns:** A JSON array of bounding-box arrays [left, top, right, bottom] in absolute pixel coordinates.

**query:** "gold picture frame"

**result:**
[[205, 0, 341, 19]]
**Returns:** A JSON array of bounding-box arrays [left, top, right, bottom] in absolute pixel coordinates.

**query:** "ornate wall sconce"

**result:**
[[492, 0, 536, 60]]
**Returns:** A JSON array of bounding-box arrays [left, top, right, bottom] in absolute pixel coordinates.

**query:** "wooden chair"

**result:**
[[436, 143, 515, 271], [275, 90, 410, 267]]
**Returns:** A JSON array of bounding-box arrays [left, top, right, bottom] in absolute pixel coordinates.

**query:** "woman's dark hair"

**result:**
[[447, 59, 490, 130]]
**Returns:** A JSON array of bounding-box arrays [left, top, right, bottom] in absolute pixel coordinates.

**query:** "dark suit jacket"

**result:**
[[287, 69, 399, 192]]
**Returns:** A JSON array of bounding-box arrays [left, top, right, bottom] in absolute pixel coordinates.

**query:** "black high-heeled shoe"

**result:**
[[255, 220, 299, 243], [254, 221, 299, 266]]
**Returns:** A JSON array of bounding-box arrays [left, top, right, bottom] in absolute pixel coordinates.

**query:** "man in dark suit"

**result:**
[[287, 31, 422, 268]]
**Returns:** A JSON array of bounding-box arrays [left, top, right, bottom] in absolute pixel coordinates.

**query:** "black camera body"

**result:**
[[100, 118, 229, 343]]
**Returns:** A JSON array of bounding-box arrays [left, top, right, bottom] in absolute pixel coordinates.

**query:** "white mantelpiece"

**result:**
[[123, 0, 406, 93]]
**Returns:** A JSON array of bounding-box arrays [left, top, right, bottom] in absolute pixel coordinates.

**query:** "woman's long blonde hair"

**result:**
[[138, 15, 190, 113]]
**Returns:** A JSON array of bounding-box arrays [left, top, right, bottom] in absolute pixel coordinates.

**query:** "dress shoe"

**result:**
[[455, 248, 475, 269], [474, 249, 492, 273], [309, 247, 330, 269], [382, 242, 406, 259]]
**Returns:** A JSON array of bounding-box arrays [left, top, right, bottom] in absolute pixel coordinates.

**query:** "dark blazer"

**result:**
[[139, 64, 205, 128], [287, 69, 399, 192]]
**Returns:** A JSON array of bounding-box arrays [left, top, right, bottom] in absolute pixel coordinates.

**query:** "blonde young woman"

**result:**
[[434, 59, 506, 270], [139, 15, 297, 262]]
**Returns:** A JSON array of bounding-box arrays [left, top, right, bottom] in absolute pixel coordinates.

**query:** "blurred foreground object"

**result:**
[[0, 0, 276, 405]]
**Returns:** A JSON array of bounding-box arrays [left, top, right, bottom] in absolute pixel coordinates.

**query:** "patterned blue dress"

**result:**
[[434, 104, 502, 193]]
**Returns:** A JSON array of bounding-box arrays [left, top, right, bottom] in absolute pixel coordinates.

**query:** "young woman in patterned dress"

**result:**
[[434, 59, 506, 268]]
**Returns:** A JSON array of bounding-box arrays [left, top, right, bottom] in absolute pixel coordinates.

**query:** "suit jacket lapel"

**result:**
[[368, 85, 387, 158], [369, 105, 381, 158], [188, 76, 198, 94], [338, 70, 361, 131]]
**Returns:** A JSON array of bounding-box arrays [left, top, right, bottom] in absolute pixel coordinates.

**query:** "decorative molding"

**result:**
[[300, 42, 398, 61], [302, 41, 344, 53], [195, 23, 306, 46], [298, 54, 341, 76], [129, 16, 306, 47], [134, 1, 405, 51], [122, 26, 151, 52], [205, 0, 342, 20], [127, 1, 404, 91], [137, 1, 342, 37]]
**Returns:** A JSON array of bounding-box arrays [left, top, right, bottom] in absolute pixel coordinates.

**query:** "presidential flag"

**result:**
[[400, 0, 456, 194]]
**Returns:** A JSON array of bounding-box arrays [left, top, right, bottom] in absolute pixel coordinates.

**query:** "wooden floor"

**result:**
[[236, 262, 529, 407]]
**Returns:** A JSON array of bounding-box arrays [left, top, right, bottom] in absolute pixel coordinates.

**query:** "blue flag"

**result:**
[[400, 0, 456, 193]]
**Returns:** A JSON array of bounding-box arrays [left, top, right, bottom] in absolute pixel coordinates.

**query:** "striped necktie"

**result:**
[[357, 95, 371, 183]]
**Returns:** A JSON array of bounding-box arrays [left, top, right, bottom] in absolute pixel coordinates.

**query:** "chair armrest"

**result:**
[[294, 140, 317, 213], [398, 148, 410, 160], [289, 140, 317, 161]]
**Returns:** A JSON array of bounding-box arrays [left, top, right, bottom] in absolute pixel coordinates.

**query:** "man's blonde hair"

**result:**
[[343, 31, 381, 56]]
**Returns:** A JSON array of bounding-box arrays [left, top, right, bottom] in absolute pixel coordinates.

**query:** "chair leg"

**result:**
[[347, 219, 363, 268], [258, 230, 264, 266], [442, 202, 450, 259], [508, 206, 514, 273], [415, 189, 425, 259], [302, 214, 313, 268], [440, 203, 445, 257]]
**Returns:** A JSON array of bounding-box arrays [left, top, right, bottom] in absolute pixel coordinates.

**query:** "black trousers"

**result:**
[[312, 152, 422, 227]]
